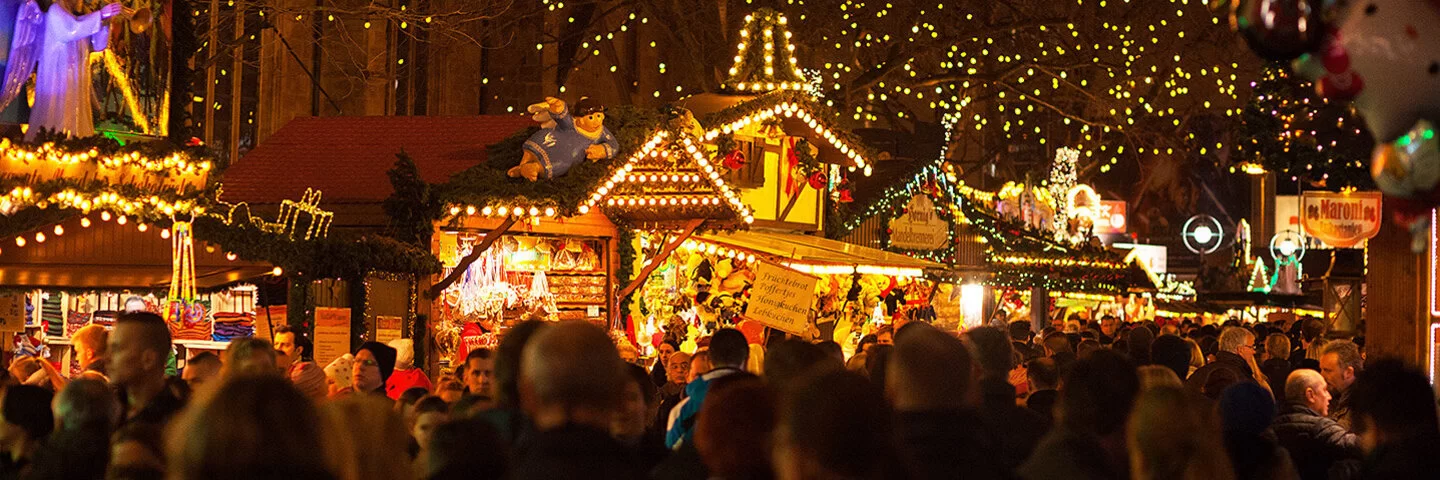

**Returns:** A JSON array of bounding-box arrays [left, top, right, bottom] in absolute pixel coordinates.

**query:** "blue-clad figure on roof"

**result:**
[[507, 96, 619, 181]]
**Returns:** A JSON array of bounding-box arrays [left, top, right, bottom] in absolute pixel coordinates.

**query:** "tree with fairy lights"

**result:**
[[1233, 64, 1375, 190], [528, 0, 1259, 237]]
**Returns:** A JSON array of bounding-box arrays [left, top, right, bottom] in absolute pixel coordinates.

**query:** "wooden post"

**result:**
[[425, 216, 518, 298], [616, 219, 705, 301]]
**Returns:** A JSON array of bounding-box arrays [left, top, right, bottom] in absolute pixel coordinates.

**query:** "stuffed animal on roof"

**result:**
[[508, 97, 620, 181]]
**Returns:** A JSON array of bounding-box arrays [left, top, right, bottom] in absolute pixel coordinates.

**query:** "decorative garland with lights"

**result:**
[[192, 216, 441, 279], [960, 196, 1129, 294], [430, 105, 669, 218], [615, 223, 638, 326], [701, 90, 874, 169]]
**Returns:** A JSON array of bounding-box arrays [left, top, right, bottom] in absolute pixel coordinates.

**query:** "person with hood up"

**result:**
[[385, 339, 433, 400]]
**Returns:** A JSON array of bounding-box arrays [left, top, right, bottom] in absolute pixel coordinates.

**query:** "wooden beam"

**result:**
[[777, 188, 806, 223], [616, 219, 705, 301], [426, 216, 518, 299]]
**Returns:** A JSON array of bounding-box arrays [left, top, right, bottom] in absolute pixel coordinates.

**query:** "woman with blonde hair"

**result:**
[[1128, 386, 1235, 480], [166, 375, 335, 479], [320, 394, 413, 480]]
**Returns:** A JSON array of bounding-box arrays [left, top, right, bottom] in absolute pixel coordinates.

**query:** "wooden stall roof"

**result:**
[[221, 115, 534, 205], [0, 215, 270, 289]]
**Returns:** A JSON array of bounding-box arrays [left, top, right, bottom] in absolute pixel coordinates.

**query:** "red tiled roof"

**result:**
[[221, 115, 534, 204]]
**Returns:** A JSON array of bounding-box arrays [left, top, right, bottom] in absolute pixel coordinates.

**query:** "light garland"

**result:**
[[704, 98, 870, 170], [1048, 147, 1080, 234], [580, 131, 756, 224], [723, 9, 806, 93]]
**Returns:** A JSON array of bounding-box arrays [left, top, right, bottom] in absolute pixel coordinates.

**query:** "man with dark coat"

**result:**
[[513, 322, 640, 480], [1273, 369, 1362, 480], [1186, 327, 1271, 399]]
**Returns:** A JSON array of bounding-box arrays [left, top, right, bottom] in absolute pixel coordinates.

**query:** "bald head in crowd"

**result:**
[[887, 323, 973, 411], [520, 322, 627, 431], [1285, 369, 1332, 416]]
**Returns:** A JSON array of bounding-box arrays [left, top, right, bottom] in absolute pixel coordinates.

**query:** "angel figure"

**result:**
[[0, 0, 121, 139], [507, 96, 619, 181]]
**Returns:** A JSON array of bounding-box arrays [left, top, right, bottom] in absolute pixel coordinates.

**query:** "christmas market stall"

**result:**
[[0, 136, 281, 372], [956, 170, 1143, 328], [825, 124, 995, 331], [213, 116, 529, 368], [419, 101, 760, 365]]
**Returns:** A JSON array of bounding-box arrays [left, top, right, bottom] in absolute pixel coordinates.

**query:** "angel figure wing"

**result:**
[[0, 0, 43, 113]]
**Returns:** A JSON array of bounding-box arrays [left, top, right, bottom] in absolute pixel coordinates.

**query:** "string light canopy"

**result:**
[[584, 130, 756, 226], [722, 8, 808, 93]]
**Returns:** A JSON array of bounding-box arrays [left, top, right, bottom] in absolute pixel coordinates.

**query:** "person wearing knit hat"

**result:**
[[290, 361, 328, 401], [354, 342, 397, 395], [325, 354, 355, 397], [385, 339, 434, 400]]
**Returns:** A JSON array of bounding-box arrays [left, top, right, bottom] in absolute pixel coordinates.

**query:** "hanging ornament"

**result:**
[[722, 149, 747, 170], [164, 220, 210, 341], [807, 171, 828, 190], [1230, 0, 1327, 61]]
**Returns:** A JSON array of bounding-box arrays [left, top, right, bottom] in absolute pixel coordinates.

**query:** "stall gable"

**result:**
[[583, 131, 755, 229]]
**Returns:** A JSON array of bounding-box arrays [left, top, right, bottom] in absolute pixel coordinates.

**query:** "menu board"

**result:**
[[313, 307, 351, 367]]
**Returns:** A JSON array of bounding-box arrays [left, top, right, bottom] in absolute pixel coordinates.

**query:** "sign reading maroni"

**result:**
[[745, 262, 819, 336], [1300, 191, 1381, 248]]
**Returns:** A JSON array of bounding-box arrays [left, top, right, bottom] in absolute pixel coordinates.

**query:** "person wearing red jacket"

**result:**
[[386, 339, 433, 400]]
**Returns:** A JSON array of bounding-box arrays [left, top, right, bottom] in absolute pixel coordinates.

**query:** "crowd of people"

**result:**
[[0, 311, 1437, 480]]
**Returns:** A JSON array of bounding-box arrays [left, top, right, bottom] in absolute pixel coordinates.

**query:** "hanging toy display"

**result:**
[[164, 221, 212, 341], [1230, 0, 1440, 249]]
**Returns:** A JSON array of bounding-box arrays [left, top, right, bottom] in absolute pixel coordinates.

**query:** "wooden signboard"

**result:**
[[745, 262, 819, 336]]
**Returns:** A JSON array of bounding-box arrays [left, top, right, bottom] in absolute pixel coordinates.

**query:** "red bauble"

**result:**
[[722, 150, 747, 170], [838, 189, 854, 203], [807, 172, 828, 189]]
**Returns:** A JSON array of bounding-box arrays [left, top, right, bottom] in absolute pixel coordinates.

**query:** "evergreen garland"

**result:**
[[192, 216, 441, 279], [430, 105, 665, 217]]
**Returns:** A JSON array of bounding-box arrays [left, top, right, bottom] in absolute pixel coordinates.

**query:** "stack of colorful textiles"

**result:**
[[212, 312, 255, 342], [41, 296, 63, 337], [64, 311, 91, 337], [91, 311, 116, 328]]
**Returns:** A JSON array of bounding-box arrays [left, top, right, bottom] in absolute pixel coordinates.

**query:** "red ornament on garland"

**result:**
[[722, 150, 747, 170], [807, 171, 828, 190]]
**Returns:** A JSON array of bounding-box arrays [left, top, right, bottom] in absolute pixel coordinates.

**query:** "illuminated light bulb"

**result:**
[[226, 252, 237, 261], [579, 205, 591, 214], [465, 205, 477, 215], [450, 206, 461, 215], [117, 215, 127, 225], [100, 211, 111, 221], [544, 207, 556, 217], [272, 267, 284, 276], [481, 206, 494, 216], [14, 237, 24, 247], [497, 207, 509, 217], [529, 207, 540, 217], [34, 232, 45, 243], [80, 218, 91, 228], [137, 224, 148, 232], [53, 225, 63, 235], [161, 229, 171, 239]]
